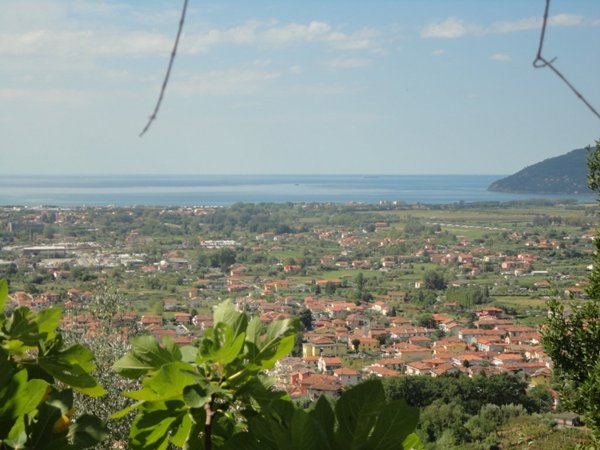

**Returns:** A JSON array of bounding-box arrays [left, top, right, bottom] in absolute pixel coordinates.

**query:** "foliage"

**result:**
[[383, 373, 534, 416], [113, 300, 421, 449], [540, 138, 600, 442], [228, 380, 421, 450], [423, 270, 446, 291], [298, 308, 313, 331], [0, 278, 106, 449], [445, 285, 489, 307], [542, 299, 600, 440], [418, 399, 468, 444], [64, 287, 140, 449]]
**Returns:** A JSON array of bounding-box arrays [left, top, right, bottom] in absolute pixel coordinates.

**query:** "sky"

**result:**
[[1, 0, 599, 175]]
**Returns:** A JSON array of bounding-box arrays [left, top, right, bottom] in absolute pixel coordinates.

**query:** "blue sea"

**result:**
[[0, 175, 594, 206]]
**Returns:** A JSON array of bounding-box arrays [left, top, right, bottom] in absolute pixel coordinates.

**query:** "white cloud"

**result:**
[[549, 14, 585, 27], [490, 53, 511, 62], [491, 17, 541, 33], [0, 88, 91, 104], [70, 0, 130, 15], [432, 49, 445, 56], [171, 70, 280, 96], [422, 13, 589, 39], [326, 58, 372, 69], [420, 17, 482, 39], [289, 65, 302, 74], [0, 20, 382, 58], [0, 30, 172, 57]]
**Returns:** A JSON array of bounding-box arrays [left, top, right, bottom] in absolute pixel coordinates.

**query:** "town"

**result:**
[[0, 200, 596, 447]]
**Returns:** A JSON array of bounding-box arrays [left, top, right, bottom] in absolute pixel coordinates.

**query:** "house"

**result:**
[[395, 343, 432, 363], [434, 337, 467, 354], [174, 312, 192, 324], [554, 413, 581, 428], [192, 314, 213, 330], [405, 361, 432, 376], [303, 337, 348, 357], [475, 307, 504, 318], [452, 353, 485, 367], [140, 314, 163, 328], [352, 336, 380, 353], [318, 356, 343, 373], [363, 365, 401, 378], [333, 367, 361, 386], [306, 382, 342, 400], [492, 353, 523, 366], [408, 335, 432, 348], [163, 297, 179, 311]]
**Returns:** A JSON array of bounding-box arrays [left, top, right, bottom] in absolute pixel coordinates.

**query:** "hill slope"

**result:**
[[488, 148, 590, 194]]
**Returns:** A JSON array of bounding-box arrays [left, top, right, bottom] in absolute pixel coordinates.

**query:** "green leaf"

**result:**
[[264, 318, 298, 350], [169, 411, 192, 447], [334, 379, 385, 449], [5, 415, 27, 449], [111, 401, 143, 420], [182, 409, 205, 450], [245, 316, 262, 347], [180, 345, 198, 363], [49, 343, 98, 373], [367, 400, 419, 450], [22, 379, 49, 415], [38, 357, 105, 398], [290, 409, 329, 450], [0, 278, 8, 311], [213, 300, 247, 337], [222, 432, 263, 450], [129, 400, 186, 450], [237, 376, 289, 412], [36, 307, 62, 342], [28, 390, 71, 449], [3, 307, 40, 351], [0, 367, 30, 419], [125, 362, 197, 402], [182, 384, 212, 408], [402, 433, 424, 450], [67, 414, 107, 449], [309, 395, 335, 445], [113, 335, 182, 379], [212, 324, 246, 365], [250, 333, 295, 371]]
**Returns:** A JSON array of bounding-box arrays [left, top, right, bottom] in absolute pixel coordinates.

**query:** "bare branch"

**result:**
[[533, 0, 600, 120], [139, 0, 190, 137]]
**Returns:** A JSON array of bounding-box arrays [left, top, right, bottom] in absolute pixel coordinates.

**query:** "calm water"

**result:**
[[0, 175, 594, 206]]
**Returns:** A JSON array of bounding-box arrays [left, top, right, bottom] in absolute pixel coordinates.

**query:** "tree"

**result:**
[[423, 270, 445, 290], [0, 279, 106, 449], [64, 287, 141, 449], [355, 272, 366, 293], [542, 298, 600, 439], [298, 308, 313, 331], [351, 338, 361, 352], [541, 139, 600, 442]]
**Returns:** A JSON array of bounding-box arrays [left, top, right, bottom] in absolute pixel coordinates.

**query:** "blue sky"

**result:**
[[1, 0, 599, 175]]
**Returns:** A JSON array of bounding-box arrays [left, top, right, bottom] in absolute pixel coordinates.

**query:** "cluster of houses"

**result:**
[[268, 299, 552, 400]]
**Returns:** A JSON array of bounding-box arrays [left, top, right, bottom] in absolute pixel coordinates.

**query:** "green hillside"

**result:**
[[488, 148, 591, 194]]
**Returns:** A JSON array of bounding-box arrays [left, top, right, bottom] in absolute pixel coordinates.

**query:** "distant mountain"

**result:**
[[487, 148, 591, 194]]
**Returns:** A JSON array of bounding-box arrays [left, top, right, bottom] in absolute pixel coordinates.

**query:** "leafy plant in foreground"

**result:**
[[113, 300, 421, 449], [0, 279, 106, 449]]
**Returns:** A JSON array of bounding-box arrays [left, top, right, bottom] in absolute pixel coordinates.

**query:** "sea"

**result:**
[[0, 175, 594, 207]]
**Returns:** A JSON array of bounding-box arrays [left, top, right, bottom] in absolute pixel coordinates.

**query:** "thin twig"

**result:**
[[139, 0, 190, 137], [532, 0, 600, 120]]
